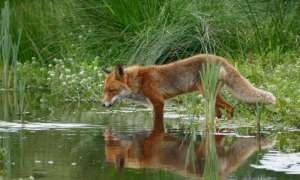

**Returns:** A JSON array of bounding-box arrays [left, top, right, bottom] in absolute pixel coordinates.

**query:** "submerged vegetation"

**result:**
[[0, 0, 299, 127]]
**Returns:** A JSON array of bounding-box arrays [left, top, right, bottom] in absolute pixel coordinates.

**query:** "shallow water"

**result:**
[[0, 92, 300, 180]]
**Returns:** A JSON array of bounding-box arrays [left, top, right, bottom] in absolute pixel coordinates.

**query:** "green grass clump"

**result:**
[[200, 62, 220, 180], [200, 62, 220, 125]]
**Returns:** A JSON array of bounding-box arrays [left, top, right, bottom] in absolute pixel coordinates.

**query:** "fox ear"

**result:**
[[114, 65, 124, 80]]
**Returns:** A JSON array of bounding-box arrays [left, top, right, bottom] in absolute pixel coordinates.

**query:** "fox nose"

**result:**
[[102, 102, 112, 107]]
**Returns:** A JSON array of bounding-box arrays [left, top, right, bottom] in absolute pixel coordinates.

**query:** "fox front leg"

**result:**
[[142, 79, 165, 133], [152, 101, 165, 133], [145, 93, 165, 133]]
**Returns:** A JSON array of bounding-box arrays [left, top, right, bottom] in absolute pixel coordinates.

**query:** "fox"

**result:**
[[104, 129, 274, 179], [102, 54, 276, 132]]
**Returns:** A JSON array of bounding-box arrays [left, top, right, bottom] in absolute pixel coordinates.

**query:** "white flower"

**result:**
[[80, 79, 86, 84], [65, 68, 71, 73], [48, 64, 52, 68], [79, 70, 84, 75], [48, 71, 55, 77], [62, 82, 66, 85]]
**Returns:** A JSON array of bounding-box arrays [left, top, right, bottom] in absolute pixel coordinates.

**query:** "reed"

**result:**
[[200, 62, 221, 180], [0, 1, 21, 90]]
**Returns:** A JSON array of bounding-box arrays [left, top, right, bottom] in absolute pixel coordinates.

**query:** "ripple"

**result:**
[[0, 121, 102, 132], [251, 151, 300, 174]]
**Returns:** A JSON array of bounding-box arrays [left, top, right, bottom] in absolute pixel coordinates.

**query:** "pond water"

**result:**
[[0, 92, 300, 180]]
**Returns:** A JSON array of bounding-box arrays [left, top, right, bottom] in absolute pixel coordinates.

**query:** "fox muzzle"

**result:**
[[103, 95, 119, 107], [103, 101, 113, 107]]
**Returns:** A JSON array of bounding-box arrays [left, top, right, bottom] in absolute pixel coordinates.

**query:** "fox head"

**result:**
[[102, 65, 131, 107]]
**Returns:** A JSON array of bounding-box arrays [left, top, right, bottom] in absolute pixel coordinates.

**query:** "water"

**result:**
[[0, 92, 300, 180]]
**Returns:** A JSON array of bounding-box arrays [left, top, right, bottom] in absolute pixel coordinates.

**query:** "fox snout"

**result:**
[[102, 96, 115, 107], [102, 94, 119, 107], [102, 94, 114, 107], [102, 89, 131, 107], [103, 101, 113, 107]]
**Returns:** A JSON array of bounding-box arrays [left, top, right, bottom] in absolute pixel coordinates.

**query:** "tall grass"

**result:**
[[4, 0, 299, 65], [84, 0, 218, 65], [77, 0, 300, 65], [0, 1, 21, 90], [3, 0, 79, 62], [200, 62, 221, 180], [184, 62, 221, 177], [201, 62, 221, 127]]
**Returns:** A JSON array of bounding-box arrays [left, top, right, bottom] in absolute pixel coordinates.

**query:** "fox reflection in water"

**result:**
[[104, 130, 275, 179]]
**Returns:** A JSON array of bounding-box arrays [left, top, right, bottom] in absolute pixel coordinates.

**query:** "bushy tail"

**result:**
[[222, 63, 276, 104]]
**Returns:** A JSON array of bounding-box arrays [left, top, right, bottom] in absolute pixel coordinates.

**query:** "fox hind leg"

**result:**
[[198, 82, 233, 119], [214, 81, 234, 119], [216, 94, 234, 119]]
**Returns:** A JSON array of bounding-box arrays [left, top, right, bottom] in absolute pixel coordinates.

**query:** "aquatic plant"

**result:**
[[14, 79, 26, 118], [0, 148, 4, 175], [0, 1, 21, 90], [200, 62, 220, 126], [200, 62, 221, 180]]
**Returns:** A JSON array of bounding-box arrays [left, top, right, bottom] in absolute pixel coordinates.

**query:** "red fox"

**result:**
[[102, 54, 276, 132]]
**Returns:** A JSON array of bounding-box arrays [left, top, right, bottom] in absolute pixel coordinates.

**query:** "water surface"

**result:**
[[0, 92, 299, 179]]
